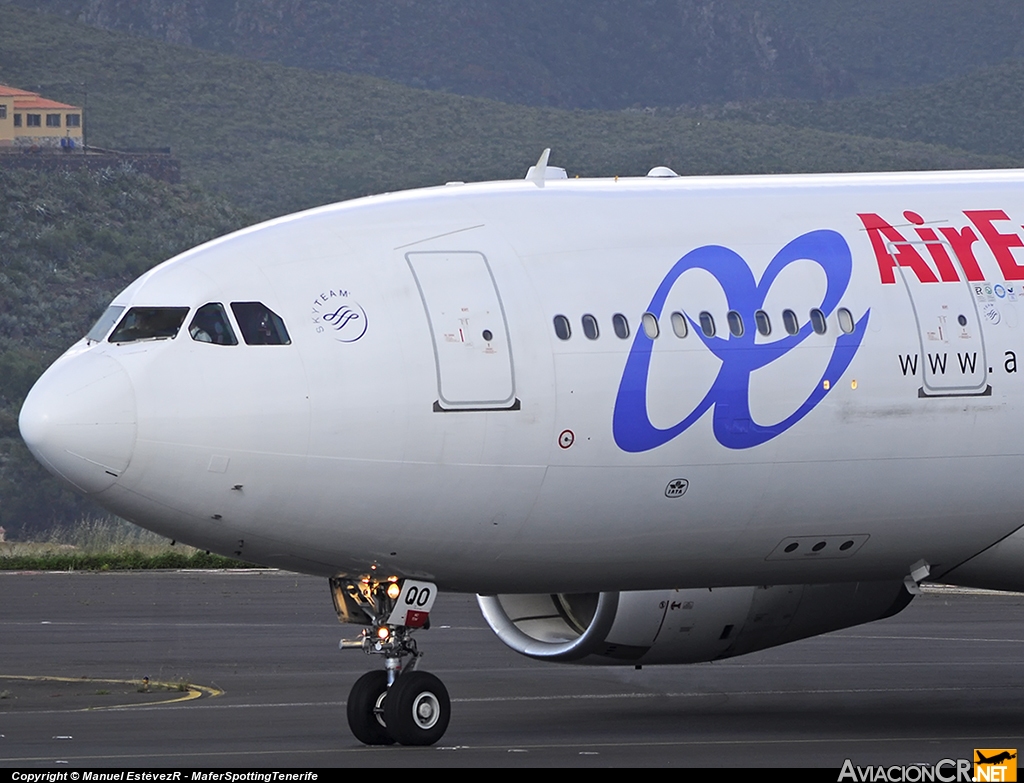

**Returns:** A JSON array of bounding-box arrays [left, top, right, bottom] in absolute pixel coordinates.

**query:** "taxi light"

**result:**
[[377, 626, 390, 641], [387, 582, 402, 600]]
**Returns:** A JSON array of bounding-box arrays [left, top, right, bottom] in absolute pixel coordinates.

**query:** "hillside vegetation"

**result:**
[[9, 0, 1024, 108], [0, 6, 1017, 222], [689, 60, 1024, 163]]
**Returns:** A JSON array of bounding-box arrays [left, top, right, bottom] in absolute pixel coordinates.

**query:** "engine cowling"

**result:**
[[477, 581, 912, 665]]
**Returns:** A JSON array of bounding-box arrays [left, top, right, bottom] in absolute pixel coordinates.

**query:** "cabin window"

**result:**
[[582, 314, 599, 340], [810, 308, 827, 335], [86, 305, 125, 343], [782, 309, 799, 336], [699, 311, 716, 338], [642, 312, 660, 339], [612, 313, 630, 339], [755, 310, 771, 336], [109, 307, 189, 343], [231, 302, 291, 345], [727, 311, 744, 337], [189, 303, 238, 345], [670, 311, 688, 338], [553, 315, 571, 340], [837, 307, 855, 334]]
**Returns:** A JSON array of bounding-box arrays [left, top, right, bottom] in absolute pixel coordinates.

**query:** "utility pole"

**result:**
[[81, 80, 87, 153]]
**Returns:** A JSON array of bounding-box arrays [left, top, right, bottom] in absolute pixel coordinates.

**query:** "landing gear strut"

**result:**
[[331, 576, 451, 746]]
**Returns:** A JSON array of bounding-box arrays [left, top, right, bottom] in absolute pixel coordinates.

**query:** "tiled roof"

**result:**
[[0, 84, 81, 110], [0, 83, 38, 97], [14, 96, 80, 110]]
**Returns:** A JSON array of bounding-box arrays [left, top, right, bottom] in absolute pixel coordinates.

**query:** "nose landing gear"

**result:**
[[331, 576, 451, 746]]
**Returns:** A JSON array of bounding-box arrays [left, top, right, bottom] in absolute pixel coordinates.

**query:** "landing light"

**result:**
[[387, 583, 402, 600], [377, 626, 391, 641]]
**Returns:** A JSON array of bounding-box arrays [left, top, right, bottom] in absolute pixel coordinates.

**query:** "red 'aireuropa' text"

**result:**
[[858, 210, 1024, 284]]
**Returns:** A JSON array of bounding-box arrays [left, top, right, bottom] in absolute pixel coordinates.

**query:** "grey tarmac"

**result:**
[[0, 570, 1022, 768]]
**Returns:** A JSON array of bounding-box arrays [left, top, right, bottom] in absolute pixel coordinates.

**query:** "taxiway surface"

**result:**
[[1, 570, 1022, 768]]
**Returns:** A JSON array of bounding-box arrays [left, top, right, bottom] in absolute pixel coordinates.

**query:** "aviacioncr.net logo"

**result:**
[[613, 230, 868, 452], [838, 758, 973, 782]]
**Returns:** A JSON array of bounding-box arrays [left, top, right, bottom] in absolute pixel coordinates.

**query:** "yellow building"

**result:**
[[0, 84, 83, 148]]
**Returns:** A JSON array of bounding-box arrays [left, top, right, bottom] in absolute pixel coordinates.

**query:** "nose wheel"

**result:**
[[346, 669, 451, 747], [383, 671, 451, 746], [346, 671, 394, 746], [334, 576, 451, 746]]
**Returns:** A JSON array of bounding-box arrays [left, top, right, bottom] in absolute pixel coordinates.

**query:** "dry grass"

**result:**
[[0, 516, 251, 570], [1, 516, 189, 557]]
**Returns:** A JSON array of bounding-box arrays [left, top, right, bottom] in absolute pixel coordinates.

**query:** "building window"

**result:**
[[13, 114, 21, 127], [65, 113, 80, 127], [0, 105, 6, 119], [26, 114, 41, 127], [46, 114, 60, 127]]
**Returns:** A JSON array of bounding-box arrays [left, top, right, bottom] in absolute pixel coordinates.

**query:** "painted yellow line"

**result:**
[[0, 674, 223, 710]]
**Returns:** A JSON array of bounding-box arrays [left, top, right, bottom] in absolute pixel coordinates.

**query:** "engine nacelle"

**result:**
[[477, 581, 912, 665]]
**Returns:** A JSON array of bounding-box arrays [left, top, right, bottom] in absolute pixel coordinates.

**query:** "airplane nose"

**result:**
[[19, 352, 137, 495]]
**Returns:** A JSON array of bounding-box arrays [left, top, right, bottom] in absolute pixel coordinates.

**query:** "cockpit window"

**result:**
[[230, 302, 291, 345], [108, 307, 189, 343], [86, 305, 125, 343], [189, 303, 238, 345]]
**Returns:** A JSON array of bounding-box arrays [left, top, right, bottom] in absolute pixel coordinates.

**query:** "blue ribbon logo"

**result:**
[[613, 230, 868, 452]]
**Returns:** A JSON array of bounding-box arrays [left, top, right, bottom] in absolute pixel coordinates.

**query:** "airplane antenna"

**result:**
[[525, 148, 552, 187]]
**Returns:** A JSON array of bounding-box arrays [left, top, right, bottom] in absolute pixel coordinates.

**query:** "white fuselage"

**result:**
[[20, 170, 1024, 594]]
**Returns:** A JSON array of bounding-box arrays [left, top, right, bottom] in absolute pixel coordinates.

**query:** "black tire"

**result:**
[[383, 670, 451, 746], [346, 671, 395, 745]]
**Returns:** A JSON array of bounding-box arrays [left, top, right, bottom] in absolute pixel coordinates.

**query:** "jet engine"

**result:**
[[477, 581, 912, 665]]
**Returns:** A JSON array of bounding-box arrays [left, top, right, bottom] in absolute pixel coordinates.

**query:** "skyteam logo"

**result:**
[[310, 289, 368, 343], [613, 230, 869, 452]]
